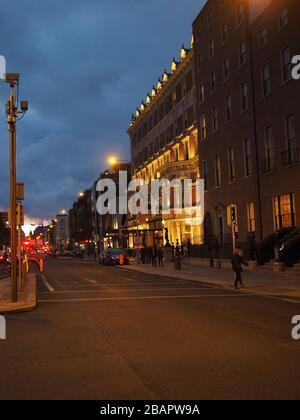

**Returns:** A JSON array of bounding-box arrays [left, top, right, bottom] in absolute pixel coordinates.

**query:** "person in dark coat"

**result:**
[[152, 245, 158, 268], [140, 247, 146, 264], [158, 246, 164, 267], [231, 248, 248, 289]]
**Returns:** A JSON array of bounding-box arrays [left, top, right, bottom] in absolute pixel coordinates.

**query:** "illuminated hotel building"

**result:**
[[127, 39, 202, 247]]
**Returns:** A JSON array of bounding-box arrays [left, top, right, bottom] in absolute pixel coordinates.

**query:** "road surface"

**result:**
[[0, 258, 299, 400]]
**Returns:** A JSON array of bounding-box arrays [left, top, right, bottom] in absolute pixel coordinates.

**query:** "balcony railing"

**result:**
[[281, 148, 299, 167], [262, 157, 276, 173]]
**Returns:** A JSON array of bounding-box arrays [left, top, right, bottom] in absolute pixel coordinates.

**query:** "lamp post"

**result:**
[[4, 73, 28, 302]]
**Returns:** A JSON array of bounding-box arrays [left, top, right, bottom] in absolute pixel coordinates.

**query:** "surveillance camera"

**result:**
[[4, 73, 20, 84], [20, 100, 28, 111]]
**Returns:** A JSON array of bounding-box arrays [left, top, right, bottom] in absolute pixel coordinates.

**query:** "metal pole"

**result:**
[[8, 87, 18, 302], [18, 225, 22, 290]]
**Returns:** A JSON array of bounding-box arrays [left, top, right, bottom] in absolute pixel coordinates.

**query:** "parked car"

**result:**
[[99, 248, 129, 266]]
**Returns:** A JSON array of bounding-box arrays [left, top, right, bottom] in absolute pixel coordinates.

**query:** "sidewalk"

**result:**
[[119, 261, 300, 301], [0, 274, 37, 314]]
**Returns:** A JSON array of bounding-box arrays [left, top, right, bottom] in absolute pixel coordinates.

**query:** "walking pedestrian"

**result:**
[[152, 245, 158, 268], [158, 246, 164, 267], [231, 248, 248, 289]]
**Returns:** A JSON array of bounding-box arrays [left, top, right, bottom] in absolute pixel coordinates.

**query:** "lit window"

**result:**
[[247, 203, 256, 233], [200, 115, 207, 140], [273, 193, 296, 230]]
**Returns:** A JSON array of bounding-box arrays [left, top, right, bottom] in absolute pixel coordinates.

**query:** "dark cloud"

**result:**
[[0, 0, 204, 220]]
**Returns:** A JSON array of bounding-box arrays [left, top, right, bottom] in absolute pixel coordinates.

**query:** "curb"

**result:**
[[117, 265, 300, 303], [0, 274, 37, 315]]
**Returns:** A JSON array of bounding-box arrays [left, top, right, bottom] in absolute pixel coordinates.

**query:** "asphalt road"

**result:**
[[0, 258, 300, 400]]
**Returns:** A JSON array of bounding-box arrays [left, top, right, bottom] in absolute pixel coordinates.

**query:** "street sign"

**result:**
[[134, 237, 144, 249], [16, 182, 24, 201]]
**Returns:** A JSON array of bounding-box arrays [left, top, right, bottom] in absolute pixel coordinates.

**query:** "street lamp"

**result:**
[[4, 73, 28, 303], [108, 156, 118, 167], [79, 192, 84, 198]]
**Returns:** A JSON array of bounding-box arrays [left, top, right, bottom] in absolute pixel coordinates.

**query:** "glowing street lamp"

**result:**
[[108, 156, 118, 167]]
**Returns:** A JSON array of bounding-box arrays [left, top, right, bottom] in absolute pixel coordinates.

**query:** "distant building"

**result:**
[[127, 40, 200, 248], [0, 212, 9, 247], [55, 212, 69, 247], [98, 162, 131, 250]]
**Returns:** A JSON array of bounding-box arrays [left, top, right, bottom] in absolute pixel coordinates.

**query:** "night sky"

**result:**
[[0, 0, 204, 224]]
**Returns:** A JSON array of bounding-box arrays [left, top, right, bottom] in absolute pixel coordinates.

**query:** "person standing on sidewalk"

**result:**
[[231, 248, 248, 289], [152, 245, 158, 268], [158, 246, 164, 267]]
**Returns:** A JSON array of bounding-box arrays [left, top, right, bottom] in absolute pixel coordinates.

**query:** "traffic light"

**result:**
[[16, 203, 24, 226], [231, 206, 237, 225]]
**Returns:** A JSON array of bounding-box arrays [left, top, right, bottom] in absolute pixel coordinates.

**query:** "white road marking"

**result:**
[[38, 286, 220, 295], [53, 282, 187, 288], [84, 278, 97, 284], [39, 293, 256, 303], [41, 274, 55, 292]]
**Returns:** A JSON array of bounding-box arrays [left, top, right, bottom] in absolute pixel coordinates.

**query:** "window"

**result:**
[[222, 23, 229, 43], [237, 4, 245, 25], [199, 84, 205, 103], [212, 106, 218, 132], [225, 95, 232, 122], [223, 57, 230, 81], [209, 40, 215, 58], [239, 41, 246, 66], [264, 126, 276, 172], [200, 115, 207, 140], [244, 138, 252, 176], [261, 64, 271, 97], [183, 141, 189, 160], [215, 154, 222, 187], [202, 161, 208, 191], [247, 203, 256, 233], [241, 82, 249, 112], [197, 53, 203, 71], [259, 28, 268, 47], [228, 147, 236, 182], [175, 147, 179, 162], [286, 114, 297, 153], [210, 72, 216, 93], [281, 47, 291, 82], [279, 8, 289, 29], [273, 193, 296, 230], [207, 10, 213, 26]]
